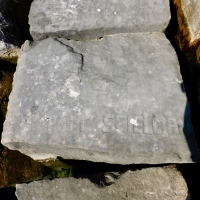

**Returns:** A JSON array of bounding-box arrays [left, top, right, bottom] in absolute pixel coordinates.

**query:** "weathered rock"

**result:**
[[0, 146, 44, 188], [174, 0, 200, 49], [16, 166, 188, 200], [29, 0, 170, 41], [2, 33, 199, 164]]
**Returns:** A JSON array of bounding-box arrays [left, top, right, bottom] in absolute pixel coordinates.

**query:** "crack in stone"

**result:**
[[55, 38, 84, 83]]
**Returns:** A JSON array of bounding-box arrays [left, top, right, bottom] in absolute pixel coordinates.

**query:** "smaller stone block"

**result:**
[[29, 0, 170, 41], [16, 166, 188, 200]]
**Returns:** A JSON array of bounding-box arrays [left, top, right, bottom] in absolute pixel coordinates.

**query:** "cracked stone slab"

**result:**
[[174, 0, 200, 49], [29, 0, 170, 41], [16, 166, 188, 200], [2, 33, 200, 164]]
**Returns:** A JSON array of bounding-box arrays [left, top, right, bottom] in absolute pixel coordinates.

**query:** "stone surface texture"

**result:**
[[29, 0, 170, 41], [174, 0, 200, 49], [16, 166, 188, 200], [2, 33, 199, 164]]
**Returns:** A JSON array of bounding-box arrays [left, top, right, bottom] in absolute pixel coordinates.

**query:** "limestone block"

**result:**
[[2, 33, 199, 164], [16, 166, 188, 200], [29, 0, 170, 41]]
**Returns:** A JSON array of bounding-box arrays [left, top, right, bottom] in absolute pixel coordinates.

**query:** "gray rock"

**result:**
[[29, 0, 171, 41], [2, 33, 200, 164], [16, 166, 188, 200]]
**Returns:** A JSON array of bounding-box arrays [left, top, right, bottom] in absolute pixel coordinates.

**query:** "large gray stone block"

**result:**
[[2, 33, 200, 164], [29, 0, 170, 41], [16, 166, 188, 200]]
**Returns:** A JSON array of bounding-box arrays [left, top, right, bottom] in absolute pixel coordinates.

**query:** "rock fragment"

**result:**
[[16, 166, 188, 200]]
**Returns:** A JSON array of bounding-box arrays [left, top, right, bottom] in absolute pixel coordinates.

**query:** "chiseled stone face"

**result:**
[[2, 33, 200, 164], [16, 166, 188, 200], [29, 0, 170, 41]]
